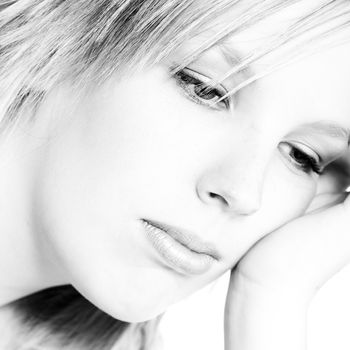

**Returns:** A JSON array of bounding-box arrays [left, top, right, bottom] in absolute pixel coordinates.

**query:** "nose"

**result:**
[[196, 165, 264, 216]]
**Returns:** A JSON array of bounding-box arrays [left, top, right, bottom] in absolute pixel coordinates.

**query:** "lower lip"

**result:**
[[142, 220, 215, 275]]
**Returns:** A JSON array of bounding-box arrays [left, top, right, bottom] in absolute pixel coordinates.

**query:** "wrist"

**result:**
[[225, 272, 310, 350]]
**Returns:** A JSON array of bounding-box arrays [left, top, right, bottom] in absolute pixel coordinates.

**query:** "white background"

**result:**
[[159, 264, 350, 349]]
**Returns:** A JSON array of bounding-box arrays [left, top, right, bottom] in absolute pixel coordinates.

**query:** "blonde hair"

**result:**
[[2, 0, 349, 134], [0, 0, 241, 134], [1, 1, 350, 349]]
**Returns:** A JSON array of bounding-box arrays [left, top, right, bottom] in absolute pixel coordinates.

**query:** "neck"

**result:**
[[0, 119, 67, 306]]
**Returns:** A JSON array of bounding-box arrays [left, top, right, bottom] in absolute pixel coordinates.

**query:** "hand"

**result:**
[[224, 152, 350, 350]]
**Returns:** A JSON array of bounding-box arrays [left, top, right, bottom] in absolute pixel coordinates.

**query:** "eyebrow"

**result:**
[[217, 43, 255, 80], [218, 43, 244, 65], [212, 47, 350, 145], [308, 122, 350, 143]]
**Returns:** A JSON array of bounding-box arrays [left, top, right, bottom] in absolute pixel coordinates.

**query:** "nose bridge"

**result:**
[[196, 133, 272, 216]]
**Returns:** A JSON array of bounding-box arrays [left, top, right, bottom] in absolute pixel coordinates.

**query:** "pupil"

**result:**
[[293, 149, 308, 164], [194, 85, 216, 100]]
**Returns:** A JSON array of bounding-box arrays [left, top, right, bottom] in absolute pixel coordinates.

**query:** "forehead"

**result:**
[[169, 1, 350, 130], [222, 0, 350, 64], [218, 1, 350, 127], [221, 0, 346, 40]]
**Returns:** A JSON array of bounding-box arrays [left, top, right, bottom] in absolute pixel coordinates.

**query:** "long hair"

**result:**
[[1, 1, 350, 349]]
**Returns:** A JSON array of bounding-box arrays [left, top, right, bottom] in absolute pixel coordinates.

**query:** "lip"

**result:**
[[142, 219, 219, 275]]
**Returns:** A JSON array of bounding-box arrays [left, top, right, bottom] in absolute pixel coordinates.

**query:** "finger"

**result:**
[[225, 196, 350, 350], [306, 191, 348, 214], [234, 197, 350, 299]]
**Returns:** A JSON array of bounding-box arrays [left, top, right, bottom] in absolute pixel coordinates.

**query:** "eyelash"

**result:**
[[173, 68, 323, 176], [173, 68, 231, 111], [279, 142, 323, 175]]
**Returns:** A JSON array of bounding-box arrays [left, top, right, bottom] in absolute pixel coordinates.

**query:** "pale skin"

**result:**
[[224, 7, 350, 350], [0, 1, 349, 348], [225, 149, 350, 349]]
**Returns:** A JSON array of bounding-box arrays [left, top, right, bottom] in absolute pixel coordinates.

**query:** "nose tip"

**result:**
[[196, 163, 264, 217], [199, 189, 261, 216]]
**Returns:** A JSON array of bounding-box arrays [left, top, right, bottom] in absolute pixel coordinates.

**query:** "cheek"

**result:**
[[257, 156, 318, 233], [195, 157, 319, 270]]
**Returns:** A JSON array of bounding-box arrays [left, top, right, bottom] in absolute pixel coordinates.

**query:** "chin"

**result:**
[[71, 267, 173, 323], [82, 287, 170, 323], [109, 299, 167, 323]]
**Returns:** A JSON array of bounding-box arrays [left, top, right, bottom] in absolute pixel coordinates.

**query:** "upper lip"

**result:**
[[142, 219, 221, 260]]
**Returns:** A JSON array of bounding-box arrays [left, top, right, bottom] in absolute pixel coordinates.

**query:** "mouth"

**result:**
[[141, 218, 219, 275]]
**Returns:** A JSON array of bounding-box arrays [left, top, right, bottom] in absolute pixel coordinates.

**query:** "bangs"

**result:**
[[1, 0, 349, 133], [169, 0, 350, 108]]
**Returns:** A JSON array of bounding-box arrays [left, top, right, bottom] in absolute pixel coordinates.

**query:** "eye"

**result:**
[[279, 142, 323, 175], [172, 68, 231, 111]]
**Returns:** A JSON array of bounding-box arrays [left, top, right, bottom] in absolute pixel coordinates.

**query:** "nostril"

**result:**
[[207, 191, 260, 215], [208, 192, 229, 207]]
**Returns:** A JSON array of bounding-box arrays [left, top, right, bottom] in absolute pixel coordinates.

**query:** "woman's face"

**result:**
[[34, 5, 350, 322]]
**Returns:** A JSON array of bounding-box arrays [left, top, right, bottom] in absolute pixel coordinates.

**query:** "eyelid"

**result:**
[[282, 140, 322, 163], [174, 67, 232, 111], [187, 68, 235, 111], [278, 141, 323, 176], [182, 67, 229, 96]]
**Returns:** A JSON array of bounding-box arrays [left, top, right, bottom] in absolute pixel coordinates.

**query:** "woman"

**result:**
[[0, 0, 349, 349]]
